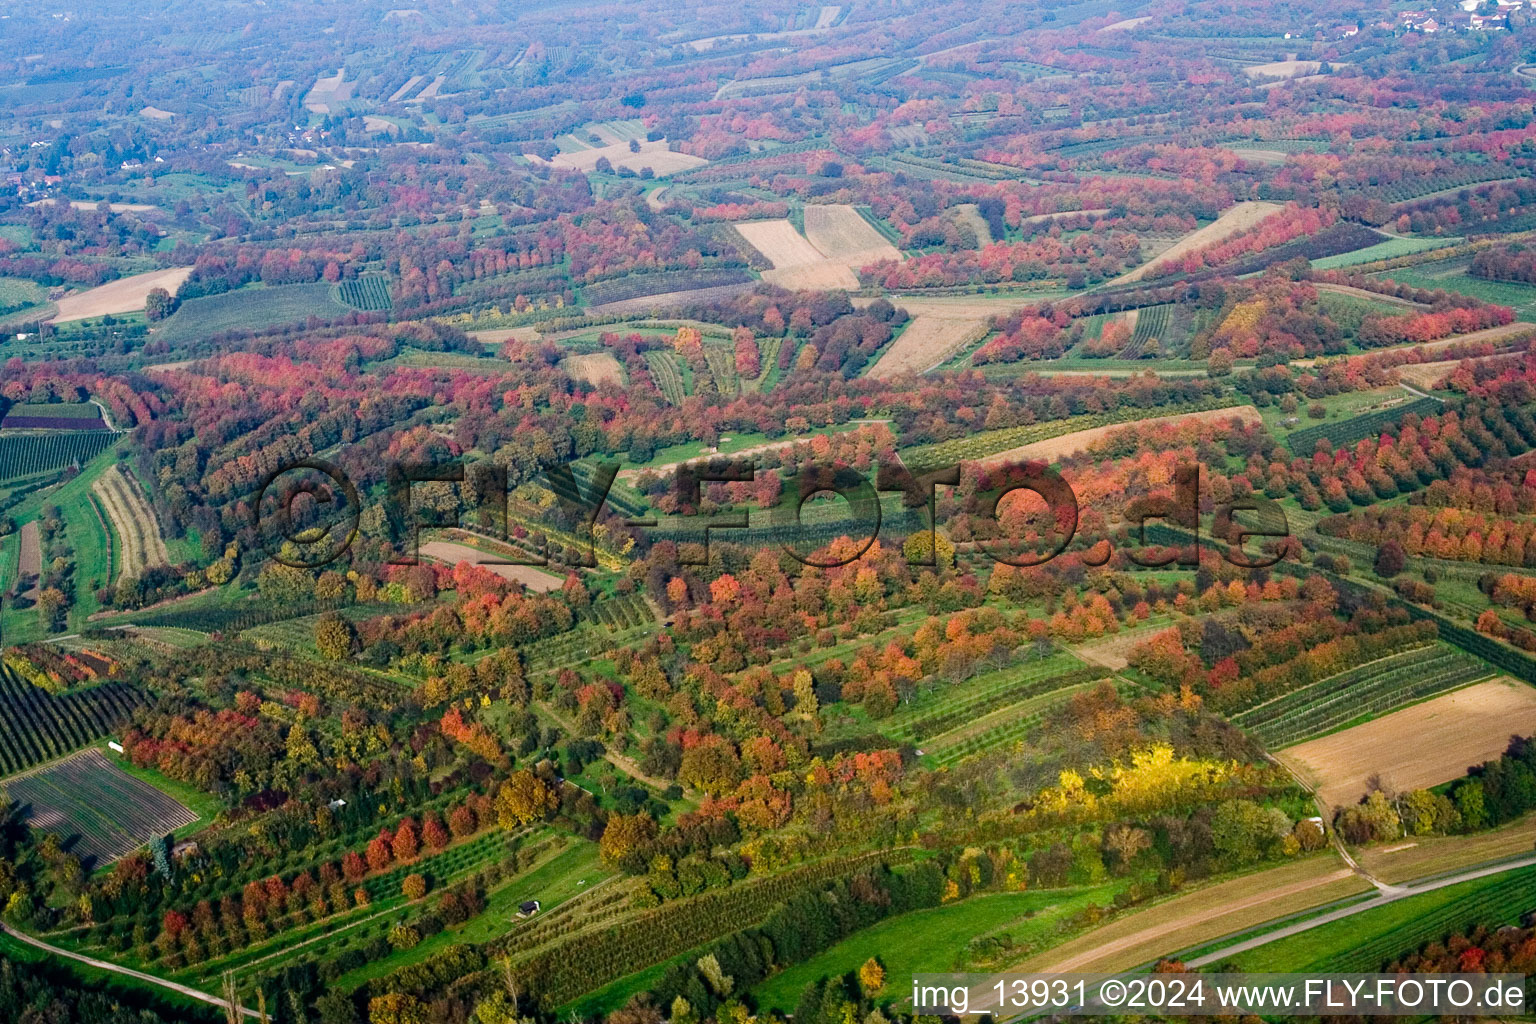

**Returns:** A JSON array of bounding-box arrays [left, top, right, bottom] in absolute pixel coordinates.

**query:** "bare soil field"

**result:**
[[803, 205, 901, 267], [92, 465, 169, 576], [51, 266, 192, 323], [1107, 201, 1282, 285], [418, 541, 565, 592], [866, 316, 989, 377], [15, 520, 40, 601], [1100, 15, 1151, 30], [1014, 857, 1367, 974], [1278, 678, 1536, 812], [560, 352, 625, 386], [140, 106, 174, 121], [531, 139, 707, 177], [978, 405, 1261, 466], [1245, 60, 1323, 80]]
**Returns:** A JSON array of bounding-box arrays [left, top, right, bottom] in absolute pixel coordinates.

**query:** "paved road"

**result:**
[[1186, 853, 1536, 967], [1, 921, 258, 1018]]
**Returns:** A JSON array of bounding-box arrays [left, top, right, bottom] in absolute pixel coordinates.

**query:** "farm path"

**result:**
[[536, 701, 677, 791], [1, 921, 259, 1018], [1185, 852, 1536, 967]]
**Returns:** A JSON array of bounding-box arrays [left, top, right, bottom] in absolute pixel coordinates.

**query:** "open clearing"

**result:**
[[7, 749, 198, 865], [418, 541, 565, 592], [1245, 60, 1323, 80], [560, 353, 625, 386], [50, 266, 192, 323], [866, 316, 989, 377], [978, 405, 1261, 465], [803, 205, 901, 268], [1100, 15, 1151, 30], [1070, 622, 1173, 671], [530, 139, 706, 177], [27, 199, 159, 213], [1278, 678, 1536, 812], [1107, 201, 1282, 285], [14, 520, 40, 602], [1015, 856, 1368, 973], [952, 204, 992, 245], [92, 465, 169, 576]]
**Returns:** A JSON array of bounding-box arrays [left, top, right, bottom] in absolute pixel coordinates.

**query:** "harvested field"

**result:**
[[1395, 359, 1459, 390], [27, 199, 159, 213], [762, 263, 861, 290], [1100, 15, 1151, 30], [14, 520, 40, 602], [591, 281, 757, 315], [467, 326, 541, 344], [1245, 60, 1323, 80], [418, 541, 565, 592], [531, 139, 706, 177], [803, 205, 901, 268], [303, 67, 354, 114], [978, 405, 1260, 465], [560, 352, 625, 386], [855, 293, 1056, 317], [388, 74, 425, 102], [866, 316, 989, 377], [92, 465, 169, 576], [734, 220, 826, 269], [1277, 678, 1536, 812], [7, 748, 198, 865], [1107, 201, 1282, 285], [1230, 148, 1290, 165], [50, 266, 192, 323]]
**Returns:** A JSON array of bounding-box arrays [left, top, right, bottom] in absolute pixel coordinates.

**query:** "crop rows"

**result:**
[[701, 343, 739, 395], [924, 683, 1097, 767], [585, 593, 652, 632], [1285, 397, 1441, 454], [501, 849, 908, 1008], [883, 656, 1102, 743], [334, 275, 394, 311], [0, 663, 146, 777], [1363, 166, 1515, 206], [1122, 303, 1171, 356], [0, 430, 120, 485], [645, 350, 687, 404], [1315, 867, 1536, 972], [1233, 644, 1487, 747], [6, 748, 198, 863]]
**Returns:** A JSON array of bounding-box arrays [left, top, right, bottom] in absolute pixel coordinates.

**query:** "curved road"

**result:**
[[1, 921, 258, 1018]]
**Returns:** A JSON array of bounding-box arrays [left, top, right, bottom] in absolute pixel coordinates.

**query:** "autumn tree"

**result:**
[[599, 812, 658, 865], [497, 771, 557, 828]]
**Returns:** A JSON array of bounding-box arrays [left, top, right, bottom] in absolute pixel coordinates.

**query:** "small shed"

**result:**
[[517, 900, 541, 918]]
